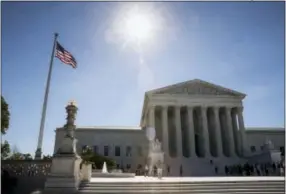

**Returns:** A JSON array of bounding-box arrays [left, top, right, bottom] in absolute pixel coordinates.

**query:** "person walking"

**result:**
[[157, 161, 163, 179], [144, 164, 149, 177], [167, 165, 170, 176], [180, 165, 183, 177]]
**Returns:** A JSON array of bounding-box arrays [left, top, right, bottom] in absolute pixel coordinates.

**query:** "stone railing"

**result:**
[[1, 160, 52, 177]]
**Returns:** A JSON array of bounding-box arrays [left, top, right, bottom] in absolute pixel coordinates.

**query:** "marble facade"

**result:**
[[54, 79, 285, 176]]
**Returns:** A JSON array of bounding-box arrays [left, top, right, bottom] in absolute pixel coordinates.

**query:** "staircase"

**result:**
[[78, 177, 285, 194]]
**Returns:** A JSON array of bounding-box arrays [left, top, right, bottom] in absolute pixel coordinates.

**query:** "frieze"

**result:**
[[155, 82, 238, 96]]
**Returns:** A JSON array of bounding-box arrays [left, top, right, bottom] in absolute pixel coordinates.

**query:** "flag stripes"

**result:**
[[55, 42, 77, 68]]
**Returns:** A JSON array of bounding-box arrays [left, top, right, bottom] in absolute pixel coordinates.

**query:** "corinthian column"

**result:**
[[175, 106, 183, 157], [213, 107, 223, 157], [237, 107, 246, 156], [201, 106, 210, 157], [148, 105, 155, 127], [162, 106, 169, 156], [226, 107, 235, 157], [187, 107, 196, 157]]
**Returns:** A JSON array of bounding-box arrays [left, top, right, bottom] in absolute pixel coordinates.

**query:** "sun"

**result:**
[[109, 4, 165, 49], [125, 14, 153, 42]]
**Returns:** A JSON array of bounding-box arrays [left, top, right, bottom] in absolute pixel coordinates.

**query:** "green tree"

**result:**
[[22, 153, 33, 160], [1, 140, 10, 159], [90, 154, 116, 170], [43, 155, 52, 160], [1, 96, 11, 160], [81, 146, 116, 169], [81, 146, 94, 164], [1, 96, 10, 134], [8, 153, 23, 160], [6, 145, 23, 160]]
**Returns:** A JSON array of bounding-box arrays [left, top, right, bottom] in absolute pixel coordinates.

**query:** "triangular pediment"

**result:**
[[148, 79, 246, 98]]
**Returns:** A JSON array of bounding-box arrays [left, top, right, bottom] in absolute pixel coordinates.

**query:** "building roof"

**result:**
[[78, 126, 141, 130], [57, 126, 142, 131], [245, 127, 285, 133]]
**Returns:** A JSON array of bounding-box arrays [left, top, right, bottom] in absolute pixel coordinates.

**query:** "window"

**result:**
[[126, 146, 132, 157], [137, 146, 142, 156], [115, 146, 121, 156], [93, 146, 98, 154], [260, 145, 264, 151], [250, 146, 256, 153], [116, 164, 120, 169], [126, 164, 131, 169], [104, 146, 109, 156]]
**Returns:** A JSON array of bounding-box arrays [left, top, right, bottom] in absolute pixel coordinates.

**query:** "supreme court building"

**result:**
[[54, 79, 285, 176]]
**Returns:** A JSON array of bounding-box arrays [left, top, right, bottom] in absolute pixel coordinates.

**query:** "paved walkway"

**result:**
[[90, 176, 285, 183]]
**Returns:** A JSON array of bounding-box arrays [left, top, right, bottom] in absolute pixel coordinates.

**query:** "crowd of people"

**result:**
[[136, 160, 285, 177], [221, 161, 285, 176]]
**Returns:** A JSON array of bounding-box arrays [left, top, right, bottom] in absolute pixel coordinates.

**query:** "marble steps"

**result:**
[[78, 180, 285, 194], [79, 190, 284, 194], [80, 181, 284, 187]]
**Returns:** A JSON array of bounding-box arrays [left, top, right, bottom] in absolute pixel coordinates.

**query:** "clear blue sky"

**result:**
[[2, 2, 284, 156]]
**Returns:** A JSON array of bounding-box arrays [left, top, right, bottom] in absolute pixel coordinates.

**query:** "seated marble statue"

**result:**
[[264, 140, 275, 150], [152, 139, 162, 153]]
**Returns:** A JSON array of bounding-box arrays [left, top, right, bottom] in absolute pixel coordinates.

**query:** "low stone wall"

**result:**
[[2, 160, 52, 194]]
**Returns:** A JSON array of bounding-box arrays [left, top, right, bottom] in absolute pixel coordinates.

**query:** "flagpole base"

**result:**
[[35, 148, 42, 160]]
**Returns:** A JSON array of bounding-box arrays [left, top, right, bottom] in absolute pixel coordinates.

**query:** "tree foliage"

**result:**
[[81, 146, 116, 169], [5, 152, 33, 160], [43, 155, 52, 160], [1, 96, 11, 159], [1, 140, 10, 159], [91, 153, 116, 169], [7, 152, 23, 160], [3, 145, 32, 160], [1, 96, 10, 134]]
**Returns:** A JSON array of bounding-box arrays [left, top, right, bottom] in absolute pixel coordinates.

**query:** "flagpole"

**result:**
[[35, 33, 58, 160]]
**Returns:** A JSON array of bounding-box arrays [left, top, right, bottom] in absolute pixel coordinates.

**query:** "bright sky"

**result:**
[[2, 2, 284, 156]]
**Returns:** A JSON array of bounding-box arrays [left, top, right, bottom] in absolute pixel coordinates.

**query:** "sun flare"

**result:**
[[125, 14, 153, 42], [108, 4, 169, 50]]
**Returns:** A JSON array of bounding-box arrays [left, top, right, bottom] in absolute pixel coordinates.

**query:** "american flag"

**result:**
[[55, 42, 77, 68]]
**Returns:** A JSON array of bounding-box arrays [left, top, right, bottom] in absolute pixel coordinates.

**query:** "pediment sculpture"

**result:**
[[156, 83, 238, 96]]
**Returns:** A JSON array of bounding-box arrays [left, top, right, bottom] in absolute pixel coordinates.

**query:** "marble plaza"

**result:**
[[54, 79, 285, 176], [89, 176, 285, 183]]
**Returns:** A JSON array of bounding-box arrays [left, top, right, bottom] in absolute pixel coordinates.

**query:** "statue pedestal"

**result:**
[[147, 139, 164, 176], [81, 164, 92, 182], [148, 152, 164, 165], [44, 137, 82, 194]]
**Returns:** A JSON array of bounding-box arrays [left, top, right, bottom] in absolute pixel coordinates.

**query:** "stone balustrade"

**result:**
[[1, 160, 52, 177]]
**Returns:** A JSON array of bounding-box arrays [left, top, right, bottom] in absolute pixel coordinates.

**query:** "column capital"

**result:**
[[201, 106, 208, 112], [148, 105, 156, 109], [175, 105, 181, 110], [213, 106, 220, 111], [226, 107, 232, 113], [162, 105, 168, 111], [237, 106, 244, 113]]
